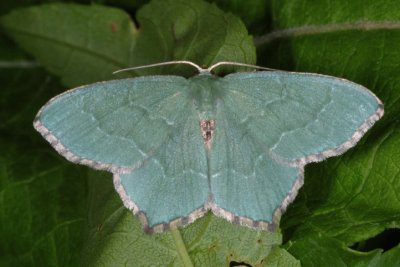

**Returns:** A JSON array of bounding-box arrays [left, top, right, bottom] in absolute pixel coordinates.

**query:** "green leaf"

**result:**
[[0, 0, 255, 87], [284, 122, 400, 241], [286, 235, 382, 267], [256, 0, 400, 265], [374, 244, 400, 267], [0, 3, 138, 87], [0, 23, 92, 265], [0, 40, 88, 266], [0, 142, 87, 265], [133, 0, 255, 68], [285, 234, 400, 267], [207, 0, 270, 34], [281, 121, 400, 265], [265, 247, 301, 267]]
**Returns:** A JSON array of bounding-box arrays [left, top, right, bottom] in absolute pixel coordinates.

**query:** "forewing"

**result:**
[[219, 72, 383, 163], [35, 76, 190, 170]]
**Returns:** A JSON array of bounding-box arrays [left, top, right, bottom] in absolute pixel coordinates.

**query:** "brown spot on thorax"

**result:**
[[200, 120, 215, 150]]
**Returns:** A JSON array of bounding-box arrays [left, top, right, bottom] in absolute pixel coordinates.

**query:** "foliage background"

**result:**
[[1, 0, 399, 266]]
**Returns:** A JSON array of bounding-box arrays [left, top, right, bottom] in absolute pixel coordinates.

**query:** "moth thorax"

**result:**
[[200, 120, 215, 149]]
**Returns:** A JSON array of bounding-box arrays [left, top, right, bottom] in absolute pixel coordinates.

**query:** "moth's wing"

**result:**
[[210, 72, 383, 228], [115, 107, 210, 232], [221, 72, 383, 163], [34, 76, 209, 232]]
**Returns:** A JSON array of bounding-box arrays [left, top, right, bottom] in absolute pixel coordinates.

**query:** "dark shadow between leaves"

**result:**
[[350, 228, 400, 252], [230, 261, 252, 267]]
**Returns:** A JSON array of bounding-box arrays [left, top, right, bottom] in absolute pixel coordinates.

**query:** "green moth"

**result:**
[[34, 61, 383, 233]]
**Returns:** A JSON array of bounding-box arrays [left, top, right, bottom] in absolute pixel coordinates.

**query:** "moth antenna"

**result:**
[[208, 61, 278, 72], [113, 61, 206, 74]]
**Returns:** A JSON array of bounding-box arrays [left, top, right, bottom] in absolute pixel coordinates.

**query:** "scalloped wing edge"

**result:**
[[33, 76, 384, 234], [113, 168, 304, 234], [272, 103, 384, 167]]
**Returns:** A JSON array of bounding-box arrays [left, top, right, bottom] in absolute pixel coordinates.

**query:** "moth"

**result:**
[[34, 61, 383, 233]]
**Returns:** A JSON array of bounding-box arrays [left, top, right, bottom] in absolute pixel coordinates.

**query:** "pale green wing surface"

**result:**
[[116, 108, 208, 228], [34, 76, 209, 231], [210, 71, 382, 226], [218, 72, 383, 163], [210, 112, 300, 224], [36, 77, 189, 169]]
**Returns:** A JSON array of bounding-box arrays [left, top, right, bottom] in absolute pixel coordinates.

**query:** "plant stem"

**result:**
[[171, 228, 194, 267]]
